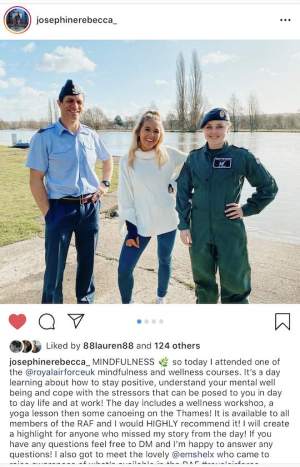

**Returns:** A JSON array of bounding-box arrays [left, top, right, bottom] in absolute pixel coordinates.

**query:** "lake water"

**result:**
[[1, 129, 299, 245]]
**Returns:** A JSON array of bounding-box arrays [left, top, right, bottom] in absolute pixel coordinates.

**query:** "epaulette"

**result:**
[[189, 148, 201, 155], [80, 124, 93, 135], [37, 124, 55, 134], [231, 145, 249, 153], [81, 124, 93, 131], [189, 147, 204, 158]]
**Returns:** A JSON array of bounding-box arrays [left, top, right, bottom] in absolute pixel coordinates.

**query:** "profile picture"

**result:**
[[9, 340, 23, 353], [22, 340, 32, 353], [4, 6, 31, 34], [31, 340, 42, 353]]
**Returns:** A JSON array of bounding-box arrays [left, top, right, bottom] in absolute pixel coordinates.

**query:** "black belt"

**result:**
[[57, 194, 94, 205]]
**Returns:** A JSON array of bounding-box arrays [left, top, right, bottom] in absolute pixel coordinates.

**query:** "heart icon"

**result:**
[[9, 314, 27, 329]]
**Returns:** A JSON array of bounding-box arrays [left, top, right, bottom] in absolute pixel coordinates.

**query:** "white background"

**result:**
[[0, 4, 299, 40]]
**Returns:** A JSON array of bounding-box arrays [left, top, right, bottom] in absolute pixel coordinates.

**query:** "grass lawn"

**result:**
[[0, 146, 119, 247]]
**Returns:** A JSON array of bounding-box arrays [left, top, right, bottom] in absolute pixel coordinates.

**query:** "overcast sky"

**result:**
[[0, 40, 299, 120]]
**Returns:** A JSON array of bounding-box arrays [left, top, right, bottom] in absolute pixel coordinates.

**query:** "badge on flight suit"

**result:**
[[213, 158, 232, 169]]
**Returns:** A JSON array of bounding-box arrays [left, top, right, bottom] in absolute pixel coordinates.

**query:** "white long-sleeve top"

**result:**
[[118, 145, 187, 237]]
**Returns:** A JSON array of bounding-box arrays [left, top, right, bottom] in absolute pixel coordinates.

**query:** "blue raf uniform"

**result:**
[[27, 120, 110, 199], [26, 80, 111, 304]]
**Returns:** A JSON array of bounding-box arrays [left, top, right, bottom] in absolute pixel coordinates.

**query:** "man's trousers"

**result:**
[[42, 199, 99, 304]]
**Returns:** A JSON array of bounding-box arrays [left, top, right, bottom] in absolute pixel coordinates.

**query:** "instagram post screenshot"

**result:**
[[0, 1, 300, 466]]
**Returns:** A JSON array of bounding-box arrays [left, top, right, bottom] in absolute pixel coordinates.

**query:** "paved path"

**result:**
[[0, 193, 299, 304]]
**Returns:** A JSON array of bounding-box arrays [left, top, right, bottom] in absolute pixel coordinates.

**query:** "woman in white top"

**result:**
[[118, 110, 187, 304]]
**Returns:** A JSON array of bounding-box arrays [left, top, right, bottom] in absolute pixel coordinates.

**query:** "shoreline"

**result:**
[[1, 129, 300, 142]]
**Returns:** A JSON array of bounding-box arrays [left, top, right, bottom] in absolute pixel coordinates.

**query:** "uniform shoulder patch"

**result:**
[[232, 146, 261, 164]]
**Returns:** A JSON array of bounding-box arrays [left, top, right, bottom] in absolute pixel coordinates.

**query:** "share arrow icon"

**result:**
[[68, 314, 85, 329]]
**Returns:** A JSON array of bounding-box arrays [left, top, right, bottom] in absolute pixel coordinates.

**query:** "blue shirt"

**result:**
[[26, 120, 111, 199]]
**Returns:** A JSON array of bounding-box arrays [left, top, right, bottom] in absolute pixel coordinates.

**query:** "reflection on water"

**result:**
[[103, 131, 206, 155], [1, 129, 299, 244]]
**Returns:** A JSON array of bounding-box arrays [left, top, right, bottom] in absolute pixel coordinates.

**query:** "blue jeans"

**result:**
[[42, 199, 99, 304], [118, 229, 177, 304]]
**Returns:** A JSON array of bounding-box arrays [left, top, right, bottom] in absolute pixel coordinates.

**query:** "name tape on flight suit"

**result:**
[[213, 158, 232, 169]]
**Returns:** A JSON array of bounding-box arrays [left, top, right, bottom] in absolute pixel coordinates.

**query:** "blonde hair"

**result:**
[[128, 110, 168, 168]]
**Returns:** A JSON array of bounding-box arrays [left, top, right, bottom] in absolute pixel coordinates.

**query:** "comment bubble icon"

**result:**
[[39, 313, 55, 330]]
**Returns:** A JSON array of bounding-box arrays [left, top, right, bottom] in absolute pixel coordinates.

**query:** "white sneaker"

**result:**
[[156, 296, 166, 304]]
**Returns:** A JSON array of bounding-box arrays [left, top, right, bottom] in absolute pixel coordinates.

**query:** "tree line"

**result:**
[[171, 52, 300, 132], [1, 51, 299, 132]]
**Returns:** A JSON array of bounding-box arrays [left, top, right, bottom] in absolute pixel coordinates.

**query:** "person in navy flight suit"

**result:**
[[176, 107, 278, 304], [27, 80, 113, 304]]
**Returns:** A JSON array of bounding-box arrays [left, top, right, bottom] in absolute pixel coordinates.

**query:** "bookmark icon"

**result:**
[[275, 313, 291, 331]]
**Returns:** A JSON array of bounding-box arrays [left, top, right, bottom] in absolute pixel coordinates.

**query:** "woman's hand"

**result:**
[[225, 203, 243, 219], [126, 237, 140, 248], [180, 229, 192, 246]]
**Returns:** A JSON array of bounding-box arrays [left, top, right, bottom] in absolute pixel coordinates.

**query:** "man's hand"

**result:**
[[29, 169, 49, 216], [126, 237, 140, 248], [91, 183, 109, 202], [180, 229, 192, 246], [225, 203, 243, 219]]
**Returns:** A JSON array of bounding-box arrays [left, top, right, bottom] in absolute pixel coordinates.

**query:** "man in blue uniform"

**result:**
[[27, 80, 113, 304], [176, 108, 278, 304]]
